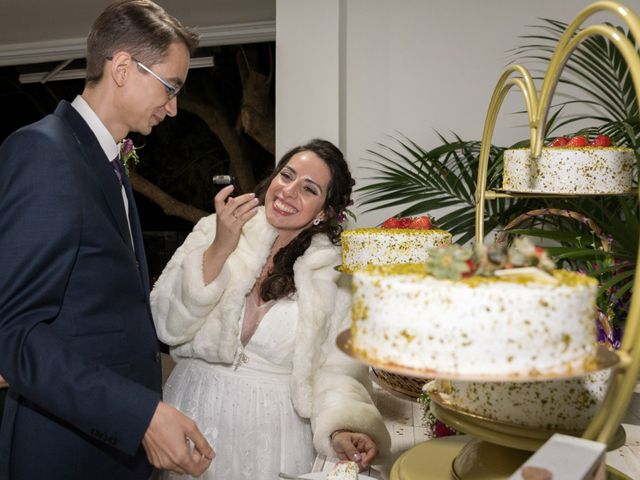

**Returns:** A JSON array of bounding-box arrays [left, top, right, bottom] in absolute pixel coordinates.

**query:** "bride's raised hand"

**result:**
[[211, 185, 260, 255], [202, 185, 260, 284]]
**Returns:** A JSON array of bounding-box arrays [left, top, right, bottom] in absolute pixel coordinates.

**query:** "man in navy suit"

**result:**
[[0, 1, 214, 478]]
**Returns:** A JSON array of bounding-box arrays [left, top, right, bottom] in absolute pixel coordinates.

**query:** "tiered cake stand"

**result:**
[[340, 1, 640, 478]]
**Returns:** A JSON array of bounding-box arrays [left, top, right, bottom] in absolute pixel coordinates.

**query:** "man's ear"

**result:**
[[110, 51, 132, 87]]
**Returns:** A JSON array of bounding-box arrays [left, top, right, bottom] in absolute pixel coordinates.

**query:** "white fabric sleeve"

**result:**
[[310, 287, 391, 458], [151, 215, 231, 345]]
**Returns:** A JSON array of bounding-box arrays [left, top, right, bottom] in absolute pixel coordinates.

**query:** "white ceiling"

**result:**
[[0, 0, 276, 66]]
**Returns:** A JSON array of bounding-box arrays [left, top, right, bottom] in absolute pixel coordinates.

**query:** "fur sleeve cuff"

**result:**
[[312, 394, 391, 457], [181, 247, 230, 316]]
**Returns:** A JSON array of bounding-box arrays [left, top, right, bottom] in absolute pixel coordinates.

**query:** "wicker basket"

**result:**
[[495, 208, 611, 252], [371, 368, 429, 398]]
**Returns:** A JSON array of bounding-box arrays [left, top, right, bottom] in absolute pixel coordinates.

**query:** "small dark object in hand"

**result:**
[[212, 175, 235, 185]]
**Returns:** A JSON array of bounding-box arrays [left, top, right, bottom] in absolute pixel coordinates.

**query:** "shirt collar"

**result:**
[[70, 95, 120, 161]]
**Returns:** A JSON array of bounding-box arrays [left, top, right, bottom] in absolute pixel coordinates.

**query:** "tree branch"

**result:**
[[237, 50, 275, 155], [129, 171, 209, 224], [179, 93, 257, 192]]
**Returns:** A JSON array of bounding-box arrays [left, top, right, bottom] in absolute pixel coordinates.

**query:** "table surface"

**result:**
[[312, 376, 640, 479]]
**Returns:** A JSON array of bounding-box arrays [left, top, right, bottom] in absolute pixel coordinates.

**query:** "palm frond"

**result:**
[[515, 19, 639, 131], [356, 134, 533, 241]]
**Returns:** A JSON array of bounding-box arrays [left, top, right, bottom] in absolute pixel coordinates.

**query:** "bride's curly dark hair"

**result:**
[[254, 139, 355, 302]]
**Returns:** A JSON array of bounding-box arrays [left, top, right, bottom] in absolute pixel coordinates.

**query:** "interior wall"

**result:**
[[275, 0, 342, 154], [276, 0, 640, 228]]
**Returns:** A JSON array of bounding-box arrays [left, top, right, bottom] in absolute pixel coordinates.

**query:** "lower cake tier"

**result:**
[[428, 370, 611, 432], [351, 266, 599, 376]]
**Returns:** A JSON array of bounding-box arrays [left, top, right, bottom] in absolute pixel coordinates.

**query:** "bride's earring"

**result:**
[[313, 218, 321, 226]]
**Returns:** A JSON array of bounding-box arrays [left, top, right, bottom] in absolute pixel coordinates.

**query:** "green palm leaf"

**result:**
[[357, 135, 534, 242], [513, 19, 639, 134]]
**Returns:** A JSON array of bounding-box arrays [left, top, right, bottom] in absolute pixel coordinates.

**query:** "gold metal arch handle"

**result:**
[[474, 64, 539, 243], [535, 1, 640, 157], [472, 0, 640, 450], [474, 2, 640, 243]]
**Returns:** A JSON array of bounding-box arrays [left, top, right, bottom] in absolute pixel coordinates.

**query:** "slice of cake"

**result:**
[[341, 215, 452, 273], [326, 461, 359, 480], [351, 239, 599, 377], [502, 134, 634, 194]]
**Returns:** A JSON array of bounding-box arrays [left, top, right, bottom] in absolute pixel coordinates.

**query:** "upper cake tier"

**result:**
[[502, 145, 635, 194]]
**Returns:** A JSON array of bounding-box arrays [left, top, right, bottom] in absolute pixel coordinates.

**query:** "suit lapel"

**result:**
[[54, 102, 133, 253], [54, 101, 152, 298]]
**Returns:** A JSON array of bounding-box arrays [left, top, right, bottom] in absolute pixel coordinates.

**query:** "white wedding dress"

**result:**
[[160, 296, 315, 480]]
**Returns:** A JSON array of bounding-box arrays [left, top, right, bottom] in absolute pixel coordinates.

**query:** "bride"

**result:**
[[151, 139, 390, 479]]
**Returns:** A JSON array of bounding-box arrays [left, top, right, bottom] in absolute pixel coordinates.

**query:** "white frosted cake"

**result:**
[[502, 146, 634, 194], [326, 461, 359, 480], [341, 228, 452, 273], [427, 370, 611, 432], [351, 264, 598, 377]]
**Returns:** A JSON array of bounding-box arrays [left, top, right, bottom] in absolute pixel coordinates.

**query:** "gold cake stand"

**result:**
[[341, 2, 640, 477]]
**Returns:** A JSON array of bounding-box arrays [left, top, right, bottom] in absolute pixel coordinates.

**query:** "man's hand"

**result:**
[[142, 401, 214, 476], [0, 374, 8, 389]]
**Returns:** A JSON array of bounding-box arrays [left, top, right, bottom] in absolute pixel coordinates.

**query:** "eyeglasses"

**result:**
[[132, 57, 181, 100]]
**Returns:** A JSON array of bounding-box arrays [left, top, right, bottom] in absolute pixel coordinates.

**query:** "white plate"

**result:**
[[299, 473, 376, 480]]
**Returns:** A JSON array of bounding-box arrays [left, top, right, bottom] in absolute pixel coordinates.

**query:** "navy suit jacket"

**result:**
[[0, 101, 162, 479]]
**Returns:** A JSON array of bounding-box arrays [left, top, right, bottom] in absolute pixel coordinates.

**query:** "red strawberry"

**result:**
[[381, 217, 401, 228], [397, 216, 414, 228], [566, 135, 589, 147], [408, 215, 433, 230], [590, 134, 612, 147], [548, 136, 569, 147], [462, 259, 475, 278]]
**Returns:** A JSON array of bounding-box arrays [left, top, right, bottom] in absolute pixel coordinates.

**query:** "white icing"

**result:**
[[429, 369, 611, 432], [341, 229, 452, 272], [326, 461, 359, 479], [351, 269, 598, 376], [503, 147, 635, 194]]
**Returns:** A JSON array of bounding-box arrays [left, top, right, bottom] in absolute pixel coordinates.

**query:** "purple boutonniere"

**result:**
[[119, 138, 142, 172]]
